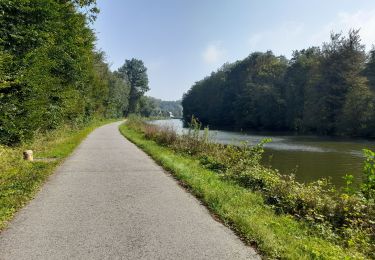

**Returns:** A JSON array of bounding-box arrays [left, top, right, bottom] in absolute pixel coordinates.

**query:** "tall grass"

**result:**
[[122, 116, 375, 258]]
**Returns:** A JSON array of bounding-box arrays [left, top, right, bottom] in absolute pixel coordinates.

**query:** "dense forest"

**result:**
[[183, 30, 375, 137], [0, 0, 150, 145]]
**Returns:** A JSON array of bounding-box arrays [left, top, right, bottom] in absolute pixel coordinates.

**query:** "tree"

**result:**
[[0, 0, 99, 143], [182, 30, 375, 137], [339, 82, 374, 136], [138, 96, 156, 117], [284, 47, 321, 131], [116, 59, 149, 115], [0, 0, 128, 145], [232, 51, 288, 130], [364, 47, 375, 92], [89, 52, 130, 118], [144, 97, 183, 118], [306, 30, 366, 134]]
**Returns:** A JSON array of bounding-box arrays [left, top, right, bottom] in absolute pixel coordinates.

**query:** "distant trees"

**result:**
[[92, 52, 130, 118], [182, 30, 375, 137], [138, 96, 156, 117], [143, 97, 183, 118], [116, 59, 149, 115], [128, 96, 183, 118]]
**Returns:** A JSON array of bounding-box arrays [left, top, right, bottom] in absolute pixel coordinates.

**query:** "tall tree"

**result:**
[[90, 52, 130, 118], [116, 59, 149, 115], [316, 30, 367, 134]]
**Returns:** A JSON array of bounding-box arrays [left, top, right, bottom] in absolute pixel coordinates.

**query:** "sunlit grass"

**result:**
[[119, 123, 366, 259], [0, 118, 119, 230]]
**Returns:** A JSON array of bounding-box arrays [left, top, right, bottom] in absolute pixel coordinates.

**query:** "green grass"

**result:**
[[0, 118, 120, 230], [119, 123, 366, 259]]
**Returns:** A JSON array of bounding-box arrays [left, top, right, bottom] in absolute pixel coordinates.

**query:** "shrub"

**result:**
[[125, 117, 375, 257]]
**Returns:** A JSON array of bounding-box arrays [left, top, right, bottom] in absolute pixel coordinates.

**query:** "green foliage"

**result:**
[[182, 30, 375, 137], [343, 174, 355, 194], [138, 96, 157, 117], [143, 96, 183, 118], [365, 47, 375, 92], [91, 52, 130, 118], [120, 120, 368, 259], [362, 149, 375, 201], [0, 1, 130, 145], [121, 96, 181, 118], [116, 59, 149, 115], [124, 117, 375, 258]]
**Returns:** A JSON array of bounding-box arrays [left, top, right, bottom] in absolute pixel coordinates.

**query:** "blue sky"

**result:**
[[93, 0, 375, 100]]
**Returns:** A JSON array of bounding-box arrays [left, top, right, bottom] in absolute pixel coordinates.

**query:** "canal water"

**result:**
[[149, 119, 375, 186]]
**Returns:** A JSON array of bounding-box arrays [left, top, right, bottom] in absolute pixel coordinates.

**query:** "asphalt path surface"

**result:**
[[0, 122, 259, 260]]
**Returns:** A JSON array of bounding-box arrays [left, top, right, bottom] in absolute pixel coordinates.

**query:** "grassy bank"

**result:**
[[0, 118, 119, 230], [119, 121, 370, 259]]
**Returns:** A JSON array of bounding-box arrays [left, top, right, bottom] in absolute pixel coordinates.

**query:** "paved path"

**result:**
[[0, 122, 259, 260]]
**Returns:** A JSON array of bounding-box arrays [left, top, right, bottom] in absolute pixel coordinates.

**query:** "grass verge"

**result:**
[[119, 123, 366, 259], [0, 118, 120, 230]]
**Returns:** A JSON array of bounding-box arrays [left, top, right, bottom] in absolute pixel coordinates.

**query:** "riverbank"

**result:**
[[0, 118, 119, 230], [119, 118, 373, 259], [150, 119, 375, 186]]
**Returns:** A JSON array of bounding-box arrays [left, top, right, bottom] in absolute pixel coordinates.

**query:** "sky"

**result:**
[[93, 0, 375, 101]]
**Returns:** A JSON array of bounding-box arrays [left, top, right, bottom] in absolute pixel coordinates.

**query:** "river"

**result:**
[[149, 119, 375, 186]]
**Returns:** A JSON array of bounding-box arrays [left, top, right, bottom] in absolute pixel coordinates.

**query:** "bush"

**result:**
[[125, 116, 375, 257]]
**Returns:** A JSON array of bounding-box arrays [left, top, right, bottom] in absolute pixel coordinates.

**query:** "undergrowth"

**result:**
[[122, 116, 374, 259]]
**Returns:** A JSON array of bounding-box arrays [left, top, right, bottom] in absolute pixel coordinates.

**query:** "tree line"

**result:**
[[0, 0, 149, 145], [183, 30, 375, 137], [138, 97, 183, 118]]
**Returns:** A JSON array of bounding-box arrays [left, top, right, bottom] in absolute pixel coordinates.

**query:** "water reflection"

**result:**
[[149, 119, 375, 185]]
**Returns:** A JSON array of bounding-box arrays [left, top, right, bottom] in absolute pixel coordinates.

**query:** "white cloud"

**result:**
[[202, 43, 225, 64]]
